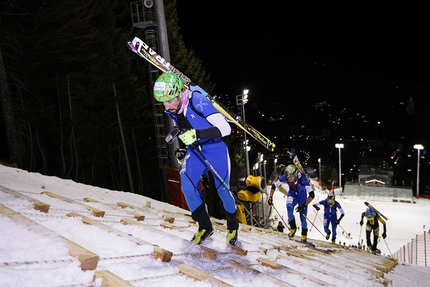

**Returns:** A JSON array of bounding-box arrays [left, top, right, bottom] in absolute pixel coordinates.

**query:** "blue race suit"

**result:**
[[274, 173, 312, 229], [315, 199, 345, 239], [165, 90, 236, 215]]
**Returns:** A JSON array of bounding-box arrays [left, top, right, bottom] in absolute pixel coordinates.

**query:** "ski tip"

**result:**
[[126, 41, 137, 52]]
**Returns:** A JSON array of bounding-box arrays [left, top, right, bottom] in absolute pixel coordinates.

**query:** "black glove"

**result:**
[[336, 219, 341, 225], [359, 220, 363, 226], [313, 204, 320, 211], [296, 203, 307, 213], [268, 196, 273, 206], [382, 231, 387, 239]]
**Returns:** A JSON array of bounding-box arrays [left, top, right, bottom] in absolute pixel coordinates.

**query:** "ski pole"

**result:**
[[338, 224, 351, 239], [358, 224, 363, 246], [272, 204, 289, 230], [309, 210, 318, 231], [383, 238, 392, 257], [301, 213, 325, 238], [189, 144, 262, 226]]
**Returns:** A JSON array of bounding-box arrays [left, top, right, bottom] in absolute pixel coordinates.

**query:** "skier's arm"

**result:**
[[305, 190, 315, 205], [197, 113, 231, 139], [382, 223, 387, 238], [313, 201, 322, 210], [300, 173, 315, 205], [269, 175, 287, 196], [359, 212, 365, 226]]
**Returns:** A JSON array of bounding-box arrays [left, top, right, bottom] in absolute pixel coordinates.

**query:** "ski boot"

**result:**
[[301, 228, 308, 242], [226, 211, 239, 245], [191, 204, 213, 244], [191, 228, 214, 244], [331, 236, 336, 244], [325, 231, 331, 240], [226, 229, 238, 245], [288, 220, 297, 238]]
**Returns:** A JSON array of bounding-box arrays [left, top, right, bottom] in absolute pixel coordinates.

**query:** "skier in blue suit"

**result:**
[[268, 164, 315, 242], [153, 72, 238, 245], [313, 191, 345, 244]]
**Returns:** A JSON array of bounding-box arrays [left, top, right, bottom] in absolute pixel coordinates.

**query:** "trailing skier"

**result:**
[[313, 191, 345, 244], [360, 207, 387, 254], [153, 72, 239, 245]]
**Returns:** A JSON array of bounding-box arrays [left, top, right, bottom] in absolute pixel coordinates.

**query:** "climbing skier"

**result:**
[[268, 164, 315, 242], [153, 72, 238, 245], [360, 207, 387, 254], [313, 191, 345, 244]]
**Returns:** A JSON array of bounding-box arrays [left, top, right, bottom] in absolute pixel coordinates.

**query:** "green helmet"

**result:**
[[153, 72, 184, 102], [284, 164, 298, 177]]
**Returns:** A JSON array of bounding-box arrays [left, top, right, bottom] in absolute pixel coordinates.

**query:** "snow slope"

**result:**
[[1, 164, 429, 287]]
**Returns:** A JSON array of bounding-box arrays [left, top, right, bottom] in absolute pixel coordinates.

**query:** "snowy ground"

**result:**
[[268, 183, 430, 257], [1, 164, 430, 287]]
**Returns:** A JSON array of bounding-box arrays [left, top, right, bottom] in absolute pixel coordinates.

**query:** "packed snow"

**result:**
[[1, 164, 429, 287]]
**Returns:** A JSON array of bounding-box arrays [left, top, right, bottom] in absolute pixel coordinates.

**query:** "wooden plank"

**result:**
[[226, 260, 294, 287], [121, 217, 219, 260], [256, 257, 283, 269], [276, 254, 355, 286], [276, 255, 341, 286], [41, 191, 105, 217], [0, 204, 99, 270], [177, 264, 233, 287], [84, 197, 145, 221], [93, 270, 134, 287], [67, 212, 173, 262], [0, 185, 50, 212], [319, 252, 386, 278]]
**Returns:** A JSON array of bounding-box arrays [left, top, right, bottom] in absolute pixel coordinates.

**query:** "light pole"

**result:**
[[318, 158, 322, 185], [236, 89, 250, 175], [413, 144, 424, 198], [335, 143, 344, 190]]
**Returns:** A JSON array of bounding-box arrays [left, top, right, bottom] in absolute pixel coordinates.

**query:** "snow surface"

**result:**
[[0, 164, 429, 287]]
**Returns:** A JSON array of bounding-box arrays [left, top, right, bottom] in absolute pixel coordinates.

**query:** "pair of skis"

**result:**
[[127, 37, 276, 152], [365, 201, 388, 221]]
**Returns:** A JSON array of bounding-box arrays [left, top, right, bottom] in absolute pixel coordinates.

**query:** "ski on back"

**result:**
[[127, 37, 276, 152], [364, 202, 388, 221]]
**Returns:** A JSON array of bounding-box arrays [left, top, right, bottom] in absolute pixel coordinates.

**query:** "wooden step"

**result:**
[[41, 191, 105, 217], [177, 264, 233, 286], [0, 185, 50, 212], [67, 212, 173, 262], [0, 204, 99, 270]]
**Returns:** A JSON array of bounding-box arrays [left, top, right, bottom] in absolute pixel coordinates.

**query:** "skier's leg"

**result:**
[[330, 218, 337, 243], [287, 196, 296, 237], [205, 143, 238, 245], [299, 205, 308, 242], [190, 203, 214, 244], [371, 227, 380, 253], [366, 226, 372, 251], [323, 217, 331, 239], [180, 152, 212, 244], [332, 218, 338, 239]]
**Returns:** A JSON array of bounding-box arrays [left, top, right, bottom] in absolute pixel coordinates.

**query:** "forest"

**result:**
[[0, 0, 215, 201]]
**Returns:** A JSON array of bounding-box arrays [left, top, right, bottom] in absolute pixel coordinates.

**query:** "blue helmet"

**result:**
[[365, 208, 376, 218]]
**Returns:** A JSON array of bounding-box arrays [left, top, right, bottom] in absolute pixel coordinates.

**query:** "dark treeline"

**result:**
[[0, 0, 214, 200]]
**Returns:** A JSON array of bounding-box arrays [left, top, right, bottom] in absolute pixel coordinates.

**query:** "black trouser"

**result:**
[[366, 227, 379, 251]]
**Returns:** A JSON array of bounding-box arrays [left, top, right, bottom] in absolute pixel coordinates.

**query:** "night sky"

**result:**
[[176, 2, 428, 109]]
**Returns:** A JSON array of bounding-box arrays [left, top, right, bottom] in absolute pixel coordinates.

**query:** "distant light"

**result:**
[[414, 144, 424, 150]]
